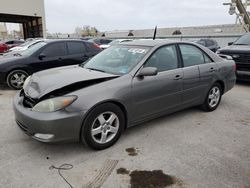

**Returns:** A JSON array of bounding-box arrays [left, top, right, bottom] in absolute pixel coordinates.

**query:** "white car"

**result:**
[[100, 39, 133, 49], [9, 39, 44, 52]]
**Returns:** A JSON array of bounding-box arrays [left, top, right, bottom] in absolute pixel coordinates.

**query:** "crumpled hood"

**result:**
[[24, 65, 118, 99], [219, 45, 250, 53]]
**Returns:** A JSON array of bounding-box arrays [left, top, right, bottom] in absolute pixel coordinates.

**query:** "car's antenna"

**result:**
[[153, 26, 157, 40]]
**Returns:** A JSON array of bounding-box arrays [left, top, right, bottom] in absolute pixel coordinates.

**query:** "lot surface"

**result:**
[[0, 83, 249, 188]]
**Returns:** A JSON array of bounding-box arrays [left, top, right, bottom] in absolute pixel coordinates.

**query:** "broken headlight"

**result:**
[[32, 96, 77, 112]]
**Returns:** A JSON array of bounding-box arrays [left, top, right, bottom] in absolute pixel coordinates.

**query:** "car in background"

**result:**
[[88, 38, 113, 49], [217, 34, 250, 81], [100, 39, 133, 49], [0, 41, 9, 53], [8, 39, 44, 52], [13, 40, 236, 150], [194, 39, 220, 52], [0, 39, 101, 89], [5, 40, 25, 49]]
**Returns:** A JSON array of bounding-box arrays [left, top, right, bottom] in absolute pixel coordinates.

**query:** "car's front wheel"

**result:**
[[6, 70, 29, 90], [81, 103, 125, 150], [201, 83, 222, 112]]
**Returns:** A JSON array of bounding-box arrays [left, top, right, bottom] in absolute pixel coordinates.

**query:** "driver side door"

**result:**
[[131, 45, 183, 123]]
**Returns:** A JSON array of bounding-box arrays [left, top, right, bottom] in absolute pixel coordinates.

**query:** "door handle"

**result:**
[[174, 74, 182, 80], [209, 67, 216, 72]]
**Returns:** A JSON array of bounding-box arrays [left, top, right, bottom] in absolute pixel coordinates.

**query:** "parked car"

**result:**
[[100, 39, 133, 49], [88, 38, 113, 48], [5, 40, 25, 49], [217, 34, 250, 81], [13, 40, 236, 150], [8, 39, 44, 52], [0, 39, 101, 89], [194, 38, 220, 52], [0, 42, 8, 53]]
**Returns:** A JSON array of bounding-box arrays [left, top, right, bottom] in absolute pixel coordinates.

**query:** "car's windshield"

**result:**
[[83, 46, 150, 75], [234, 35, 250, 45], [19, 42, 47, 56]]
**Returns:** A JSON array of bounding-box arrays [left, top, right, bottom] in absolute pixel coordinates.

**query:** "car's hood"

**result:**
[[25, 65, 118, 99], [219, 45, 250, 53]]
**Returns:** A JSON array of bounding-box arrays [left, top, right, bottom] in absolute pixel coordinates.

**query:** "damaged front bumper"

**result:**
[[13, 92, 85, 142]]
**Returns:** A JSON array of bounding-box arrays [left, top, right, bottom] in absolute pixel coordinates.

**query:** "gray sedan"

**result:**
[[13, 40, 236, 150]]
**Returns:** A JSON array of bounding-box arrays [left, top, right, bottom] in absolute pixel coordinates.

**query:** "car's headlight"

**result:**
[[23, 76, 31, 90], [32, 96, 77, 112]]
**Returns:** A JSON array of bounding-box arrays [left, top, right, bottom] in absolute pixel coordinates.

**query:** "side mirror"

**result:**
[[138, 67, 158, 77], [228, 42, 233, 46], [38, 53, 46, 60]]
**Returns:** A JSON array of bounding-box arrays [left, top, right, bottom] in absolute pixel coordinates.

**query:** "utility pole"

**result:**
[[224, 0, 250, 32]]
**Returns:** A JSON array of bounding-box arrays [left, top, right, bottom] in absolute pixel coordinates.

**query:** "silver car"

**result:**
[[13, 40, 236, 150]]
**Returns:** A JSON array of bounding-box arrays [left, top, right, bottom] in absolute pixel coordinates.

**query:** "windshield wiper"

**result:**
[[86, 68, 106, 73], [13, 53, 22, 56], [234, 43, 248, 45]]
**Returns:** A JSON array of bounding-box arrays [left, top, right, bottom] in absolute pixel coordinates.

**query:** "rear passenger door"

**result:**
[[65, 41, 90, 65], [179, 44, 206, 105]]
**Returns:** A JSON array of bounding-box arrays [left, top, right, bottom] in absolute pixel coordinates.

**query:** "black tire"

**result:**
[[81, 103, 125, 150], [6, 70, 29, 90], [201, 83, 222, 112]]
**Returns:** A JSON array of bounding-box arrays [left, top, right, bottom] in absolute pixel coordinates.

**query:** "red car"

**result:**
[[0, 40, 24, 53], [0, 42, 8, 53]]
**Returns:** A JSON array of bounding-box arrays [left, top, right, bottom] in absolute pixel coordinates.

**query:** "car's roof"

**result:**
[[121, 39, 178, 47], [44, 39, 90, 43]]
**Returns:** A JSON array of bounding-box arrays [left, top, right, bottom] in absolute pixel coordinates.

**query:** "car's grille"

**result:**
[[21, 91, 37, 108], [220, 52, 250, 71]]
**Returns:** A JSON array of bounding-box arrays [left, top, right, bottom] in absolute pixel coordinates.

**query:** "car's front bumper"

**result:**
[[13, 92, 85, 142], [236, 70, 250, 81]]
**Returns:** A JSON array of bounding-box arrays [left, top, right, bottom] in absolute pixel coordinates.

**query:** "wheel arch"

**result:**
[[214, 80, 225, 94]]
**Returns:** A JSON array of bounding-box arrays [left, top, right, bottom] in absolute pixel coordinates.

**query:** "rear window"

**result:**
[[67, 42, 86, 55]]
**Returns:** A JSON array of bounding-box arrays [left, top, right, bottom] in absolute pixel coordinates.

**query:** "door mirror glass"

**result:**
[[39, 53, 46, 60], [138, 67, 158, 77]]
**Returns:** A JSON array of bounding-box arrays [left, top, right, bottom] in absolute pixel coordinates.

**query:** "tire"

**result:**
[[81, 103, 125, 150], [6, 70, 29, 90], [201, 83, 222, 112]]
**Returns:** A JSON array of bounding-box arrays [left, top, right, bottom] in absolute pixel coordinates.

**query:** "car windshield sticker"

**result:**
[[128, 48, 146, 54]]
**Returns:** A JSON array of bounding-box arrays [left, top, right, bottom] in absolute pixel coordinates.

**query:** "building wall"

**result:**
[[0, 0, 46, 37]]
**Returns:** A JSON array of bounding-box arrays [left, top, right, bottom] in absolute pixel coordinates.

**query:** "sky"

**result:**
[[44, 0, 236, 33]]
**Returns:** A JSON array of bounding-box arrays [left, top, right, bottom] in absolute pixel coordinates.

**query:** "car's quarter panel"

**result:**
[[131, 69, 183, 123], [67, 74, 133, 126], [198, 62, 219, 97]]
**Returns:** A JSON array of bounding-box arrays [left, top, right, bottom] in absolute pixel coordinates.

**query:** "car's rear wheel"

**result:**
[[81, 103, 125, 150], [201, 83, 222, 112], [7, 70, 29, 90]]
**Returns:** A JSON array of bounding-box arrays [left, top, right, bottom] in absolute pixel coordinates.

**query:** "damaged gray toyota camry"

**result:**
[[13, 40, 236, 150]]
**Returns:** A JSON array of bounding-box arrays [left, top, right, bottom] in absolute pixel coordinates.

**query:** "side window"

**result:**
[[67, 42, 86, 55], [144, 45, 178, 72], [179, 44, 205, 67], [204, 54, 212, 63], [42, 42, 66, 57], [5, 41, 14, 44]]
